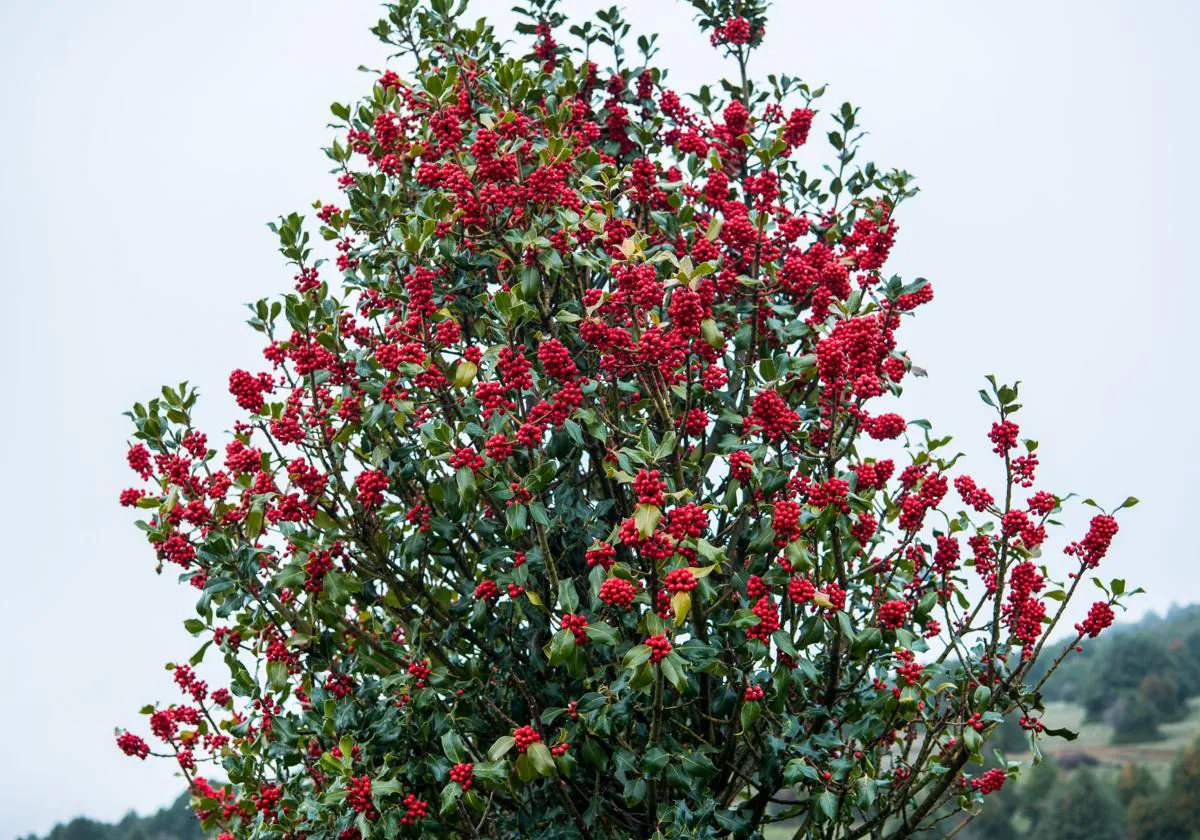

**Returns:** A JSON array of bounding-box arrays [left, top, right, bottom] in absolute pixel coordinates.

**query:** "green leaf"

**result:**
[[456, 467, 476, 500], [547, 629, 576, 665], [267, 660, 288, 693], [442, 730, 466, 763], [695, 539, 726, 565], [836, 611, 857, 643], [740, 701, 760, 730], [772, 630, 797, 658], [856, 777, 876, 808], [439, 781, 461, 815], [558, 579, 580, 614], [624, 777, 647, 807], [630, 745, 666, 780], [1044, 726, 1079, 741], [700, 318, 724, 349], [188, 640, 211, 667], [817, 790, 838, 820], [784, 758, 820, 785], [526, 742, 556, 776], [584, 621, 619, 645], [472, 761, 508, 784], [661, 654, 687, 693], [515, 753, 537, 782], [244, 507, 263, 538], [622, 644, 653, 671], [488, 735, 516, 761], [973, 685, 992, 709]]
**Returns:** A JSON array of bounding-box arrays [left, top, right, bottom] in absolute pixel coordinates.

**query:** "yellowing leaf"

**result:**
[[455, 360, 477, 388], [634, 504, 661, 539], [671, 591, 691, 627]]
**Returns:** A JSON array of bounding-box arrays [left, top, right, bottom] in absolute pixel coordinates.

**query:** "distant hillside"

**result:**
[[1026, 603, 1200, 729], [20, 793, 204, 840]]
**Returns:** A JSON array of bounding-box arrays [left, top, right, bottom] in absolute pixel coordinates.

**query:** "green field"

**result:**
[[1021, 698, 1200, 784]]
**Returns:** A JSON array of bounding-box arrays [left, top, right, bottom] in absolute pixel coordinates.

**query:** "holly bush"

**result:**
[[114, 1, 1139, 838]]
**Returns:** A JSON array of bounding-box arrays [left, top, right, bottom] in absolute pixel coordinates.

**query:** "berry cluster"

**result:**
[[449, 762, 474, 790], [513, 725, 542, 754], [599, 577, 639, 609], [645, 634, 673, 663]]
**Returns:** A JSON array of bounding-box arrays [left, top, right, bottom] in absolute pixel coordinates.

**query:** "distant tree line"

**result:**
[[20, 794, 203, 840], [1027, 604, 1200, 744], [921, 733, 1200, 839]]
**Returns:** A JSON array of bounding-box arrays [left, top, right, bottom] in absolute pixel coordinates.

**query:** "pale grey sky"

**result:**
[[1, 1, 1196, 837]]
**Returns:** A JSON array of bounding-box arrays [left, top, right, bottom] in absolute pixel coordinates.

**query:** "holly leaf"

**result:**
[[634, 504, 661, 538], [622, 644, 652, 671], [489, 735, 516, 761], [527, 742, 556, 776], [671, 591, 691, 627]]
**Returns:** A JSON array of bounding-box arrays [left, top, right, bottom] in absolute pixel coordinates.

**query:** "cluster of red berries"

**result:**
[[449, 446, 485, 473], [560, 613, 589, 644], [877, 599, 910, 630], [1076, 601, 1115, 638], [324, 672, 355, 700], [822, 583, 847, 612], [474, 579, 499, 601], [788, 576, 815, 605], [953, 475, 994, 512], [988, 420, 1019, 454], [894, 649, 923, 687], [116, 731, 149, 759], [712, 15, 752, 45], [744, 684, 764, 701], [513, 725, 542, 753], [449, 762, 474, 790], [228, 368, 272, 413], [634, 468, 666, 506], [748, 389, 800, 442], [747, 595, 780, 643], [1065, 514, 1120, 568], [347, 776, 376, 819], [400, 793, 427, 825], [863, 412, 906, 441], [970, 769, 1007, 795], [645, 634, 673, 663], [586, 542, 616, 570], [354, 470, 389, 508], [664, 567, 697, 593], [599, 576, 638, 608], [729, 450, 753, 482], [407, 660, 431, 687], [772, 499, 803, 545]]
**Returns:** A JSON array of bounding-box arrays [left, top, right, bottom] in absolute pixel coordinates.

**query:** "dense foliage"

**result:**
[[114, 1, 1138, 837]]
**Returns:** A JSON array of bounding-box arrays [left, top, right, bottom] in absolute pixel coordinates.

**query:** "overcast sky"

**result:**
[[1, 1, 1197, 836]]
